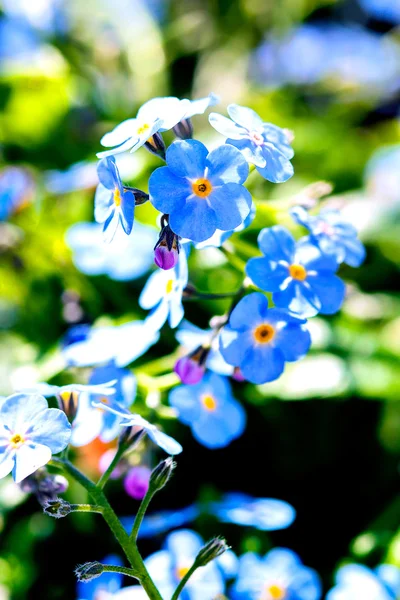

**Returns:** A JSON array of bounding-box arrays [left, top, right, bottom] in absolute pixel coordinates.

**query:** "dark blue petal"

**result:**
[[97, 157, 119, 189], [120, 189, 135, 235], [219, 327, 254, 366], [208, 183, 252, 231]]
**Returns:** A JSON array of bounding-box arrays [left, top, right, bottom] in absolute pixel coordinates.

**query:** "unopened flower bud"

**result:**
[[149, 457, 176, 492], [195, 537, 229, 567], [154, 222, 180, 270], [74, 561, 104, 582], [58, 390, 79, 421], [124, 466, 151, 500], [124, 187, 149, 206], [174, 346, 209, 384], [173, 118, 193, 140], [232, 367, 245, 382], [43, 498, 72, 519], [118, 426, 145, 449], [144, 132, 166, 160]]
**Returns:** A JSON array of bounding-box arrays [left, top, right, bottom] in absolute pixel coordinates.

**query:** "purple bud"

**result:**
[[154, 221, 180, 271], [123, 466, 151, 500], [154, 244, 179, 270], [232, 367, 245, 382], [174, 355, 206, 385]]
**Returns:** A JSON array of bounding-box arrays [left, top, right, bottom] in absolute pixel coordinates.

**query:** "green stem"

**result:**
[[97, 443, 127, 489], [70, 504, 103, 514], [130, 486, 156, 543], [219, 246, 246, 272], [137, 372, 180, 392], [101, 564, 140, 580], [171, 562, 199, 600], [53, 459, 163, 600]]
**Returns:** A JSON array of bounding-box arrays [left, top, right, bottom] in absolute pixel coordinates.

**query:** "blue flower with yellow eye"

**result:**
[[231, 548, 322, 600], [149, 139, 252, 243], [290, 206, 366, 267], [219, 293, 311, 385], [144, 529, 227, 599], [94, 157, 135, 241], [97, 96, 191, 158], [0, 394, 71, 483], [169, 372, 246, 448], [326, 563, 400, 600], [209, 104, 294, 183], [139, 246, 188, 330], [246, 226, 346, 318]]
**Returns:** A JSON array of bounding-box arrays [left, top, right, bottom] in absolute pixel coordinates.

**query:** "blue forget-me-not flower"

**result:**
[[209, 104, 294, 183], [139, 245, 188, 330], [290, 206, 366, 267], [0, 394, 71, 483], [169, 372, 246, 449], [66, 221, 157, 281], [149, 139, 252, 243], [144, 529, 227, 599], [246, 226, 346, 318], [94, 157, 136, 241], [71, 361, 136, 447], [219, 293, 311, 384], [326, 563, 400, 600], [231, 547, 322, 600]]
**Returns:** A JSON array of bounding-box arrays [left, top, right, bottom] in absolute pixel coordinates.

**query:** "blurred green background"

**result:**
[[0, 0, 400, 598]]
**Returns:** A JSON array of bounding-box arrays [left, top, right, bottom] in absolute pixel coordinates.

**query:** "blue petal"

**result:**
[[307, 273, 346, 315], [1, 393, 48, 430], [295, 241, 338, 272], [273, 280, 321, 318], [257, 226, 295, 263], [13, 442, 52, 483], [184, 93, 220, 119], [262, 123, 295, 159], [97, 157, 119, 189], [149, 167, 189, 214], [191, 398, 246, 448], [274, 322, 311, 362], [168, 296, 185, 329], [227, 104, 264, 130], [229, 293, 270, 330], [100, 119, 138, 148], [219, 327, 253, 367], [376, 564, 400, 597], [256, 146, 294, 183], [246, 257, 288, 291], [0, 449, 15, 480], [227, 138, 267, 168], [94, 184, 114, 224], [209, 112, 246, 140], [29, 408, 71, 453], [206, 144, 249, 185], [139, 97, 190, 131], [169, 385, 202, 424], [120, 189, 135, 235], [241, 345, 285, 384], [166, 139, 208, 178], [169, 197, 217, 242], [146, 428, 183, 455], [289, 566, 323, 600], [340, 236, 366, 267], [166, 529, 203, 560], [208, 183, 252, 231]]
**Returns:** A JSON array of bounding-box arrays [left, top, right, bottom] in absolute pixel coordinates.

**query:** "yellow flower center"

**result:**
[[253, 323, 275, 344], [201, 394, 217, 411], [192, 178, 212, 198], [266, 585, 286, 600], [137, 123, 150, 135], [289, 263, 307, 281], [166, 279, 174, 294], [10, 433, 25, 448], [113, 187, 122, 207], [176, 566, 190, 579]]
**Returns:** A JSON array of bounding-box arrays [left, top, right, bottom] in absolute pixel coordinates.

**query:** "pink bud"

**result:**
[[174, 355, 205, 384], [124, 466, 151, 500]]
